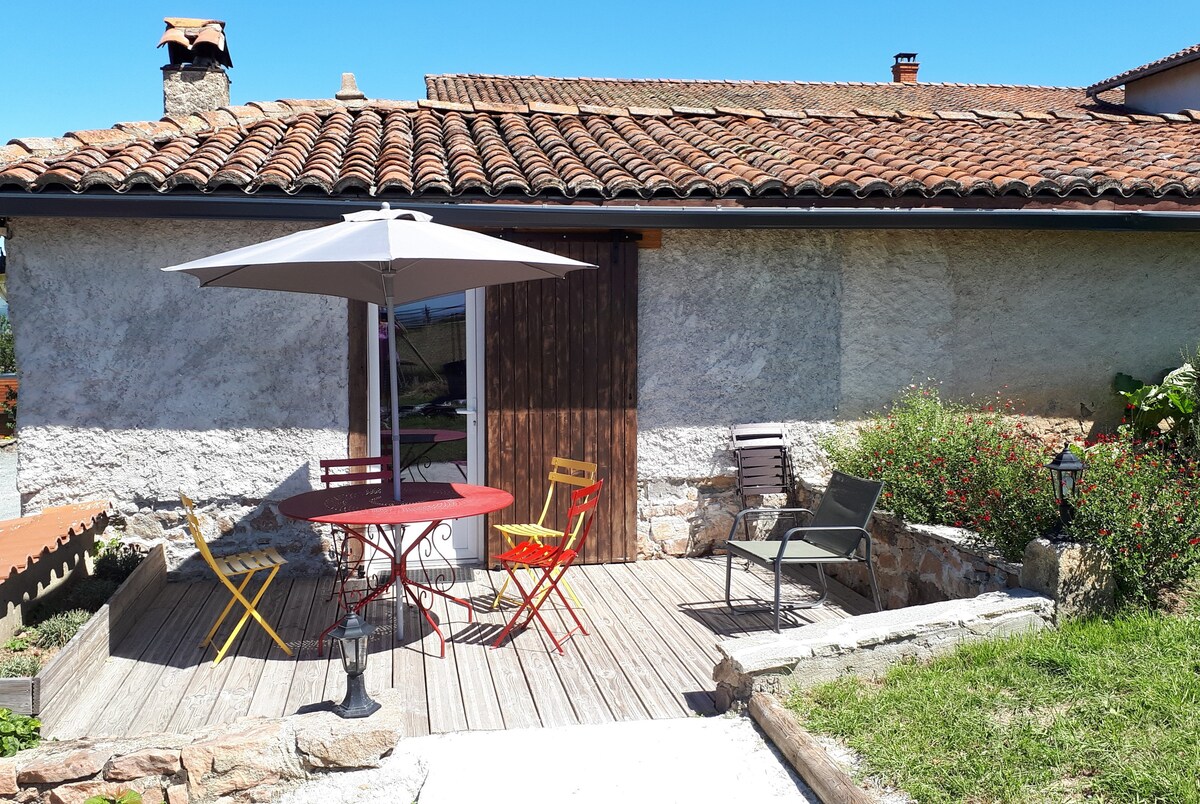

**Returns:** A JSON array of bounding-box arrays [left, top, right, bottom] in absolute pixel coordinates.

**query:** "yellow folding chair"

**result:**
[[490, 457, 598, 610], [180, 493, 293, 665]]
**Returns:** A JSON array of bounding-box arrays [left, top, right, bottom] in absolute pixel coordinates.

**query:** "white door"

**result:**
[[367, 289, 485, 565]]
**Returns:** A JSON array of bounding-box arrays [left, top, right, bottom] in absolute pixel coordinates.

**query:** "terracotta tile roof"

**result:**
[[0, 501, 110, 585], [1088, 43, 1200, 95], [5, 99, 1200, 200], [426, 74, 1126, 114]]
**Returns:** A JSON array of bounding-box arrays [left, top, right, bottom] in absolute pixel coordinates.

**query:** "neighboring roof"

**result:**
[[0, 501, 109, 586], [1088, 43, 1200, 95], [426, 74, 1125, 114], [5, 98, 1200, 201]]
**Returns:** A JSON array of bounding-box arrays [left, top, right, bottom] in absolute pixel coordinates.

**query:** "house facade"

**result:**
[[3, 30, 1200, 573]]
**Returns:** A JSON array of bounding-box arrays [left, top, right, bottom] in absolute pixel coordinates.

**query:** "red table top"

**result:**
[[279, 482, 513, 526], [382, 429, 467, 444]]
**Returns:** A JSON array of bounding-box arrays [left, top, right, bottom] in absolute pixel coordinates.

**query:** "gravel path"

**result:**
[[280, 715, 819, 804]]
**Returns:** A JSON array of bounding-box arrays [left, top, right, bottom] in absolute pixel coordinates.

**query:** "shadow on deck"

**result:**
[[50, 556, 869, 740]]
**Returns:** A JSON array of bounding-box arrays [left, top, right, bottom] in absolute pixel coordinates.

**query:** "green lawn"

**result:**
[[787, 612, 1200, 803]]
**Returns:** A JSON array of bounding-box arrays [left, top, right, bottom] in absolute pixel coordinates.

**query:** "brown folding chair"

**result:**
[[491, 479, 603, 654], [180, 493, 292, 665]]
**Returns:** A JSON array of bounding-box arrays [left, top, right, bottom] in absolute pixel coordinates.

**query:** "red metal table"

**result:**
[[382, 429, 468, 479], [279, 482, 513, 656]]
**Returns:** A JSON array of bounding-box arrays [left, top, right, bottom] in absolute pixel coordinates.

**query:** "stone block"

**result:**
[[180, 719, 301, 799], [105, 748, 182, 781], [292, 693, 406, 769], [0, 757, 16, 795], [165, 783, 189, 804], [47, 780, 140, 804], [18, 748, 106, 784], [1020, 538, 1115, 621]]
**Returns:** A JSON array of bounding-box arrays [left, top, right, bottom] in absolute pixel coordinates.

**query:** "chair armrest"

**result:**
[[725, 507, 813, 543], [777, 525, 871, 560]]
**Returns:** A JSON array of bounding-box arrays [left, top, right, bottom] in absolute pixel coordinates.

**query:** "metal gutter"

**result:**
[[4, 193, 1200, 231]]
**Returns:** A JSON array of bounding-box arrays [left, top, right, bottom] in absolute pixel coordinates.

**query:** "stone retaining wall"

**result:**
[[0, 691, 411, 803], [793, 480, 1021, 609], [713, 589, 1055, 711]]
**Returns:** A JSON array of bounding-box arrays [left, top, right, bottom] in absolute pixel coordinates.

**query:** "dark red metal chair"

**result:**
[[490, 479, 603, 654], [318, 456, 394, 652]]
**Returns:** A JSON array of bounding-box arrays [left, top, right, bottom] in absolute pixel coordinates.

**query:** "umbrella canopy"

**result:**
[[164, 205, 596, 501], [163, 205, 593, 306]]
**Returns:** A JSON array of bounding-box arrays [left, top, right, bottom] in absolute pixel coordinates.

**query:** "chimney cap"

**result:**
[[893, 52, 918, 63], [159, 18, 232, 69]]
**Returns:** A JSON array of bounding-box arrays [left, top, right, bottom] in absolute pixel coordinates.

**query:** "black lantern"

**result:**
[[330, 612, 380, 718], [1044, 441, 1087, 536]]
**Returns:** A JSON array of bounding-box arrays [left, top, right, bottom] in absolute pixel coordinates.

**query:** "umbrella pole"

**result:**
[[386, 293, 403, 502]]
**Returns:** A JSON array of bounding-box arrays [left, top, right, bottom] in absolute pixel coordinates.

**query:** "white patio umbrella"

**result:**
[[164, 204, 595, 501]]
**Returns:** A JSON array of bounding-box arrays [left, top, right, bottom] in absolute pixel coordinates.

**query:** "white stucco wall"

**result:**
[[637, 228, 1200, 556], [7, 217, 349, 573], [1125, 60, 1200, 114]]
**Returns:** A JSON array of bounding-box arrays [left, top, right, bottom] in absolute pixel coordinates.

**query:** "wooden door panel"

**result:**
[[485, 235, 638, 564]]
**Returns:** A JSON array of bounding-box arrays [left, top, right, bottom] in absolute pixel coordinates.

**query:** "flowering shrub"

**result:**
[[823, 386, 1056, 561], [1074, 431, 1200, 605]]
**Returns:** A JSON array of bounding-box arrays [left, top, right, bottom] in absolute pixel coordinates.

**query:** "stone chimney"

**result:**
[[158, 18, 233, 117], [892, 52, 919, 84]]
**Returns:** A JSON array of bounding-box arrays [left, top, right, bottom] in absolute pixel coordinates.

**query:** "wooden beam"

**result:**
[[749, 691, 875, 804], [347, 300, 369, 459]]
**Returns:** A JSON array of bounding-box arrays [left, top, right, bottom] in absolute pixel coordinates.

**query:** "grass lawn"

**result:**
[[786, 612, 1200, 803]]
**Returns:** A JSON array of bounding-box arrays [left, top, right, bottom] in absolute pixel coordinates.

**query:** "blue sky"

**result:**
[[3, 1, 1200, 139]]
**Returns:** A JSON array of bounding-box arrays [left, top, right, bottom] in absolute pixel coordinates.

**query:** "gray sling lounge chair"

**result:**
[[724, 470, 884, 632]]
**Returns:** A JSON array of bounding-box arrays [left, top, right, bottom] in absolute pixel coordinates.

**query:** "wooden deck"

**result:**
[[51, 557, 869, 740]]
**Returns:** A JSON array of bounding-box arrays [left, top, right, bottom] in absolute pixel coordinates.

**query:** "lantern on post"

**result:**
[[1044, 441, 1087, 538], [330, 612, 380, 718]]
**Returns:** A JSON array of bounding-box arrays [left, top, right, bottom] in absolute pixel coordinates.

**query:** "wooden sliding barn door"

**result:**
[[485, 234, 638, 564]]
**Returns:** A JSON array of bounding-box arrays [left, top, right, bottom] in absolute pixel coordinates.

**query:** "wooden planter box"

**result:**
[[0, 544, 165, 721]]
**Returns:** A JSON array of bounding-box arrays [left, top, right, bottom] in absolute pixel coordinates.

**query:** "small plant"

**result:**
[[31, 609, 91, 649], [84, 792, 142, 804], [0, 315, 14, 375], [0, 708, 40, 756], [0, 655, 41, 679], [2, 637, 29, 652], [1116, 346, 1200, 457]]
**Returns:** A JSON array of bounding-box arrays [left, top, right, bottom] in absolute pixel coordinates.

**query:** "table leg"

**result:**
[[398, 519, 474, 657]]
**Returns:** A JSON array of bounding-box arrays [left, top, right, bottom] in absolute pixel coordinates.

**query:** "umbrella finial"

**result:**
[[380, 201, 391, 211]]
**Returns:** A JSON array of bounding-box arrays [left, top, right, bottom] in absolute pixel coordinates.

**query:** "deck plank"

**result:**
[[205, 578, 296, 727], [246, 578, 330, 719], [48, 580, 194, 740], [129, 582, 240, 736], [464, 573, 542, 730], [567, 566, 688, 719], [421, 588, 470, 733], [583, 565, 717, 715], [59, 558, 858, 741], [390, 597, 432, 737]]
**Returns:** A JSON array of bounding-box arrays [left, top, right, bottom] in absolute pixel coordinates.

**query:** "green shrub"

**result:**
[[0, 708, 39, 756], [1074, 431, 1200, 605], [2, 637, 29, 652], [32, 609, 91, 649], [92, 534, 143, 585], [1116, 345, 1200, 458], [822, 386, 1057, 561], [64, 577, 120, 612], [0, 316, 14, 375], [0, 655, 41, 678]]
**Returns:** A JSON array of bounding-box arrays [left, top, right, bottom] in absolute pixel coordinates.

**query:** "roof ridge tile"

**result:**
[[418, 99, 474, 112]]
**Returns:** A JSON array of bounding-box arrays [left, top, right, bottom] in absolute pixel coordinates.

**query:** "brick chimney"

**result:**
[[892, 52, 919, 84], [158, 18, 232, 117]]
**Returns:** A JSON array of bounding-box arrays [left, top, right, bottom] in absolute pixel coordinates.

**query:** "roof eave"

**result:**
[[6, 192, 1200, 232]]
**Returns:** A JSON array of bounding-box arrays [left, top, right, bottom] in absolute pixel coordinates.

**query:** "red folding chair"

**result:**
[[490, 479, 603, 654], [318, 456, 394, 650]]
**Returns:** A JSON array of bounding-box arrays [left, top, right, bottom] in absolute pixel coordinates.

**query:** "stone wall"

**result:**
[[636, 227, 1200, 557], [0, 691, 410, 804], [7, 217, 348, 576]]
